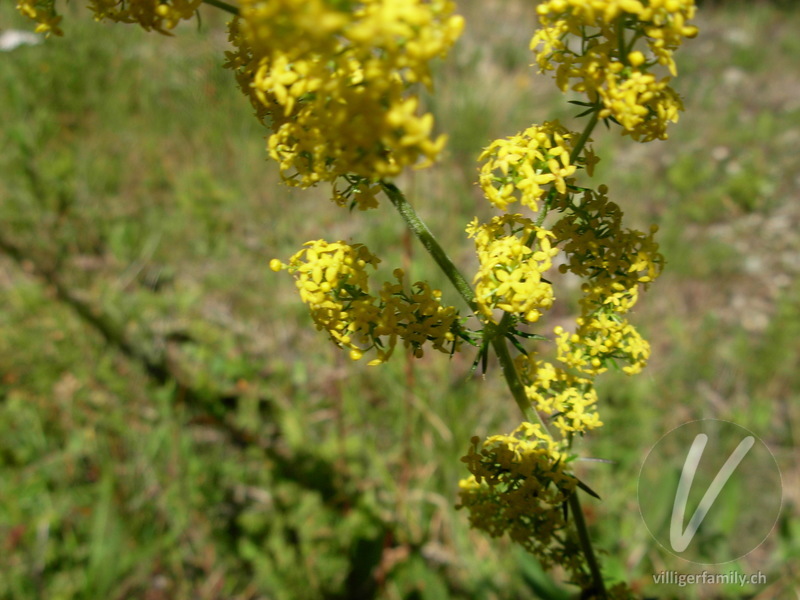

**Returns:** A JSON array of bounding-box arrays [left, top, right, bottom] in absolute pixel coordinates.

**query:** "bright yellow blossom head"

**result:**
[[458, 423, 578, 566], [478, 121, 587, 212], [531, 0, 698, 141], [554, 314, 651, 376], [516, 356, 603, 436], [225, 0, 464, 192], [467, 215, 559, 324], [274, 241, 461, 364], [16, 0, 63, 35]]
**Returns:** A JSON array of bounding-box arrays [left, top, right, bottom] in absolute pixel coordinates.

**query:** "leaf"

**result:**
[[576, 478, 602, 500], [506, 333, 529, 356], [514, 330, 549, 341]]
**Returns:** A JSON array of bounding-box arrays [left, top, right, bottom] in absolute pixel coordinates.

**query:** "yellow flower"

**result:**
[[531, 0, 697, 142], [552, 186, 664, 301], [377, 271, 461, 362], [274, 242, 460, 364], [457, 424, 578, 566], [516, 356, 603, 436], [554, 313, 651, 375], [225, 0, 463, 191], [87, 0, 202, 32], [598, 68, 684, 141], [467, 215, 559, 323], [479, 121, 584, 212], [16, 0, 63, 36]]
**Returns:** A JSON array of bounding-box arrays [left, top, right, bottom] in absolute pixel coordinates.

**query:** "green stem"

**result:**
[[569, 491, 608, 599], [381, 181, 477, 313], [492, 314, 605, 597], [382, 182, 543, 425], [570, 109, 600, 165], [489, 323, 538, 424], [382, 180, 542, 426], [534, 188, 557, 228], [617, 15, 628, 65], [202, 0, 239, 16]]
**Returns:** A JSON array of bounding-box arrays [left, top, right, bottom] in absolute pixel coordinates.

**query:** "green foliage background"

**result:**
[[1, 1, 799, 598]]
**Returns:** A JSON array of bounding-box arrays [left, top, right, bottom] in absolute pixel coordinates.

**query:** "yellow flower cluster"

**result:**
[[554, 314, 650, 375], [457, 423, 577, 565], [549, 186, 663, 375], [601, 67, 685, 142], [17, 0, 202, 33], [466, 215, 559, 324], [378, 275, 461, 359], [87, 0, 202, 31], [332, 177, 383, 211], [225, 0, 464, 190], [271, 240, 460, 365], [478, 121, 587, 212], [516, 356, 602, 436], [531, 0, 698, 141], [553, 186, 663, 296], [16, 0, 62, 35]]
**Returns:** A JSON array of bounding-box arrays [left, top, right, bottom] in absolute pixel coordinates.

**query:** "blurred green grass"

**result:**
[[1, 1, 799, 599]]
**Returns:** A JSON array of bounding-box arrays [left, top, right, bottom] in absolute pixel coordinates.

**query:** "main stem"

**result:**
[[570, 109, 600, 165], [489, 322, 537, 424], [569, 492, 607, 597], [382, 182, 546, 430], [381, 181, 477, 313]]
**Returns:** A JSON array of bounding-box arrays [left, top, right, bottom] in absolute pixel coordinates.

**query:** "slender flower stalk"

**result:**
[[489, 324, 536, 424], [570, 491, 608, 598], [570, 110, 600, 165], [202, 0, 238, 16], [381, 181, 477, 313]]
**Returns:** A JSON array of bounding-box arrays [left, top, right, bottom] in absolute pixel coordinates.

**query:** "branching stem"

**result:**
[[488, 321, 538, 424], [381, 181, 477, 313], [202, 0, 239, 16], [570, 109, 600, 165]]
